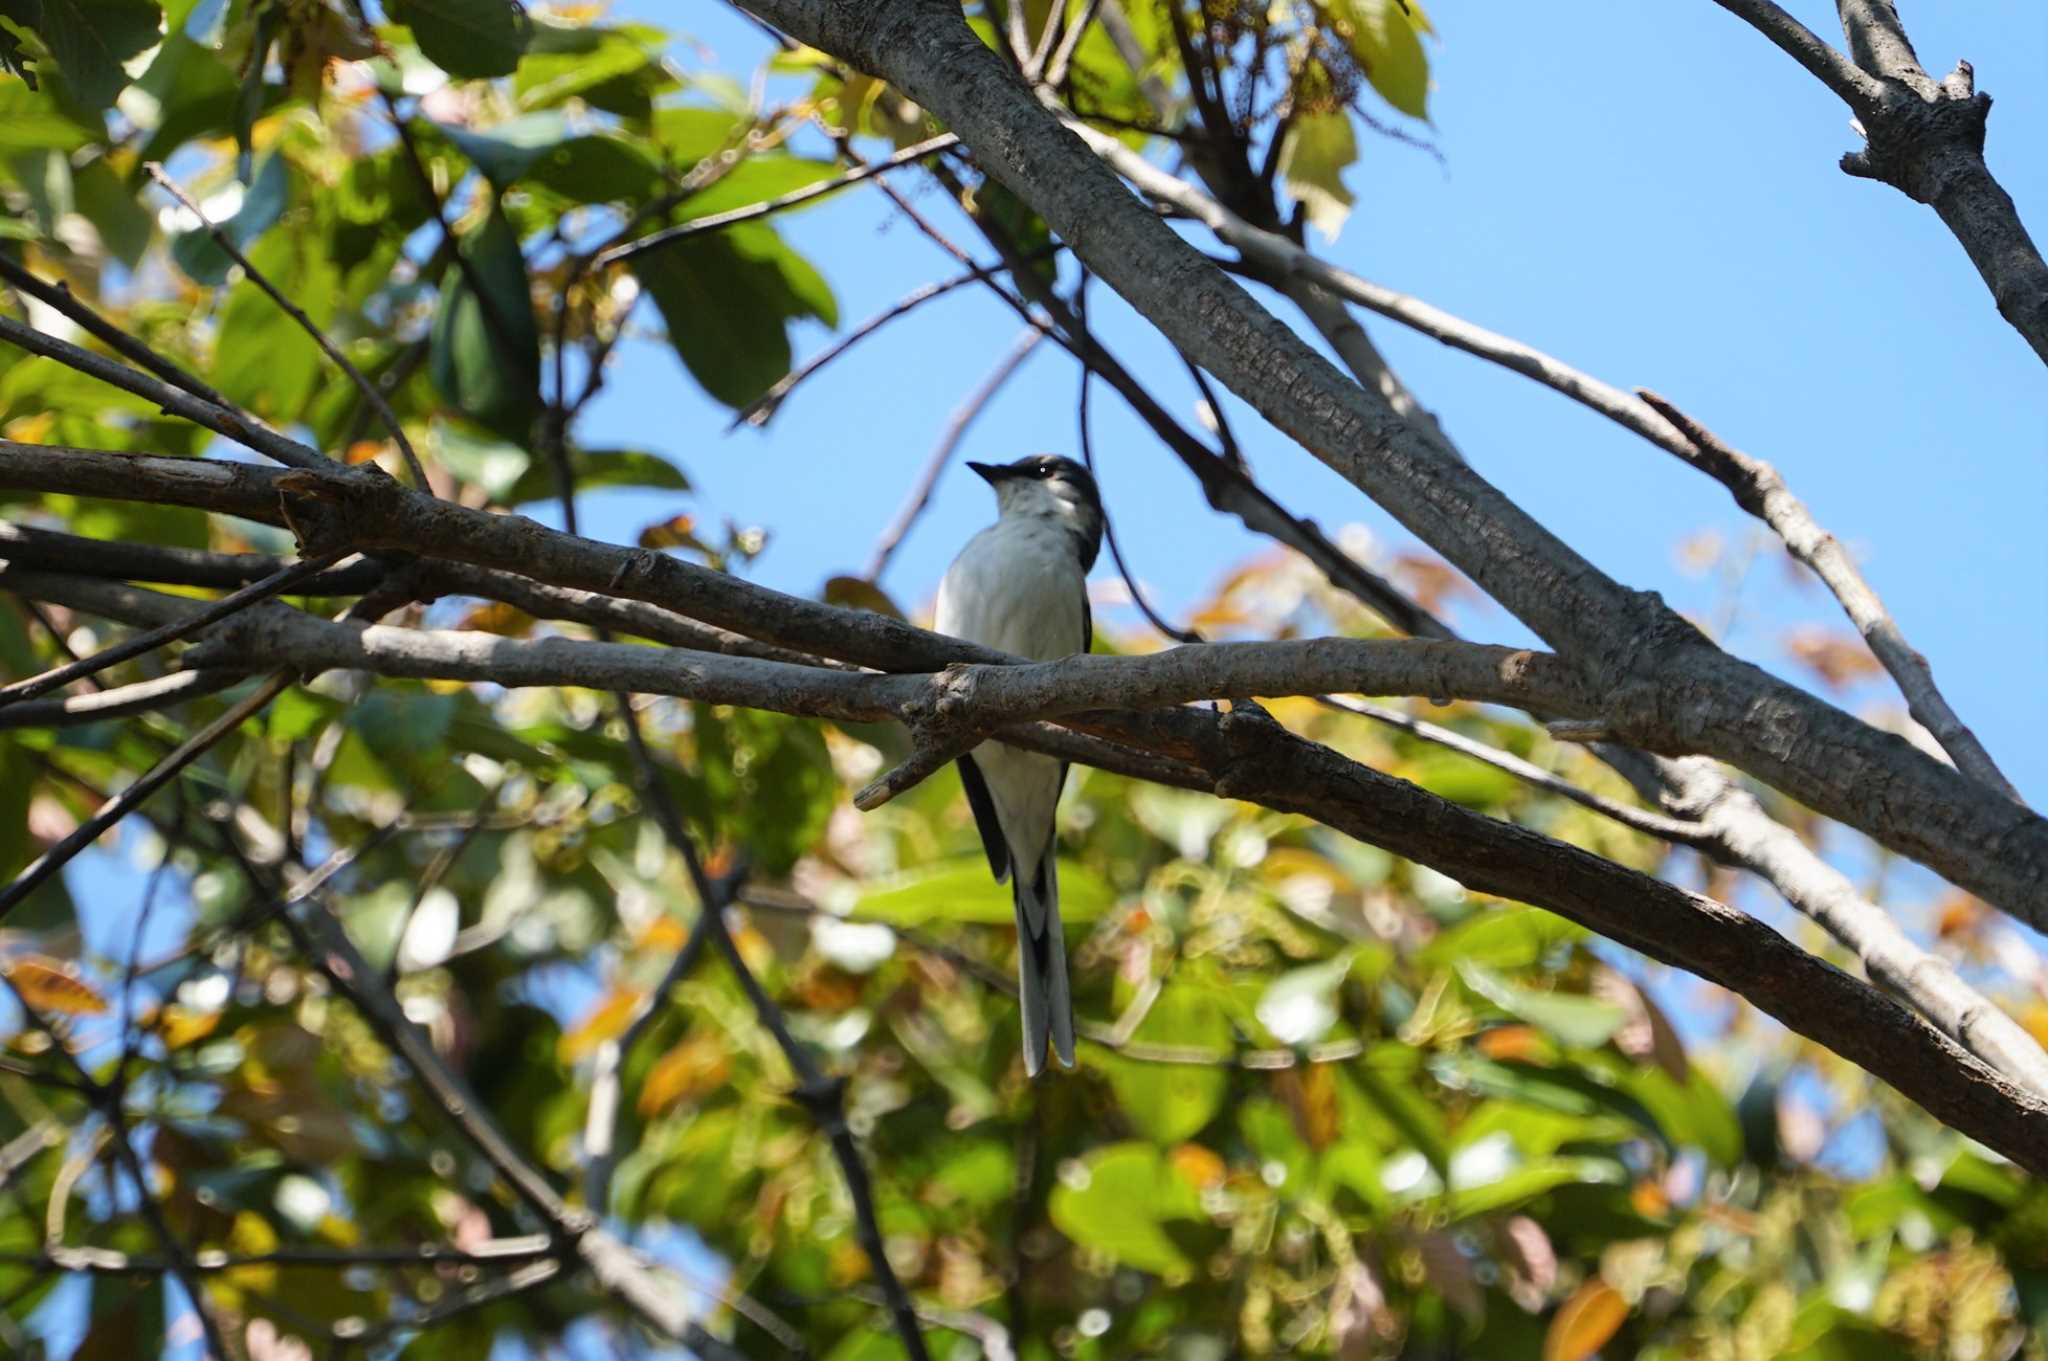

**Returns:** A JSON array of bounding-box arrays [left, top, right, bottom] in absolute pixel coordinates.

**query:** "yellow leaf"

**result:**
[[3, 957, 108, 1016], [159, 1006, 221, 1050], [460, 600, 536, 637], [557, 987, 644, 1063], [1545, 1280, 1628, 1361]]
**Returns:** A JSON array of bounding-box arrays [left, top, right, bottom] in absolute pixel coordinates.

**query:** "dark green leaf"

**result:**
[[438, 111, 568, 184], [504, 446, 687, 505], [389, 0, 530, 80], [429, 203, 541, 438], [633, 222, 837, 409], [12, 0, 161, 111]]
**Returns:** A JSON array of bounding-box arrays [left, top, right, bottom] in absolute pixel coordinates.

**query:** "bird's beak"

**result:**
[[967, 461, 1011, 486]]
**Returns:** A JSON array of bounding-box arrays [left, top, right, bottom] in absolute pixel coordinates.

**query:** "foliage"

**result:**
[[0, 2, 2037, 1360]]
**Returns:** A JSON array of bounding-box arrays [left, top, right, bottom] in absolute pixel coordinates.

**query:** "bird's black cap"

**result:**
[[967, 454, 1098, 503]]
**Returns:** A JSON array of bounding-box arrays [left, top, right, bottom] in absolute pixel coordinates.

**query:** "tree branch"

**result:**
[[1710, 0, 2048, 365], [1635, 389, 2017, 800]]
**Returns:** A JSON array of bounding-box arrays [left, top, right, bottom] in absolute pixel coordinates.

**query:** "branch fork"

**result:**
[[854, 663, 988, 810]]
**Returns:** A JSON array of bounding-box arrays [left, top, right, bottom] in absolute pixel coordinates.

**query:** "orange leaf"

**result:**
[[638, 1034, 731, 1117], [557, 987, 644, 1063], [1477, 1024, 1545, 1062], [1784, 628, 1882, 693], [1545, 1280, 1628, 1361], [1169, 1143, 1226, 1191], [3, 957, 108, 1016], [637, 514, 704, 552]]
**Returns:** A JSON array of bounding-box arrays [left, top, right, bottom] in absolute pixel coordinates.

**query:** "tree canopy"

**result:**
[[0, 2, 2044, 1360]]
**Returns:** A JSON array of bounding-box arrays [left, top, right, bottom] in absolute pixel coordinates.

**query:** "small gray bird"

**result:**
[[935, 454, 1103, 1076]]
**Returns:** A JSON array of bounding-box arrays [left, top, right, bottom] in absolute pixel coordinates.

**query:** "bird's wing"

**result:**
[[956, 754, 1011, 883], [1080, 577, 1092, 653]]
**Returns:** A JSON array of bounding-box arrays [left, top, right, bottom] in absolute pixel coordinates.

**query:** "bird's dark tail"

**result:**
[[1014, 847, 1074, 1078]]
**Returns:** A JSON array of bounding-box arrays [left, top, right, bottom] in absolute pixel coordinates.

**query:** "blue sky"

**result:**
[[567, 1, 2047, 810]]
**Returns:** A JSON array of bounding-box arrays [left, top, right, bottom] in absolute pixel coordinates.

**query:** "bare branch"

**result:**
[[1708, 0, 1887, 110], [0, 669, 245, 732], [4, 439, 2036, 927], [1636, 389, 2017, 800], [1711, 0, 2048, 365]]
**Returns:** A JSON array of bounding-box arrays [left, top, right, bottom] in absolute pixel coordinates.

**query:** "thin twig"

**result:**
[[735, 247, 1064, 431], [0, 551, 342, 709], [866, 326, 1047, 581], [145, 163, 431, 492], [617, 719, 932, 1361], [0, 314, 324, 469], [597, 134, 960, 268], [0, 673, 290, 923]]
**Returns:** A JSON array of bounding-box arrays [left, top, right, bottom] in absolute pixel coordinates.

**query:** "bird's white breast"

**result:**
[[934, 518, 1087, 661]]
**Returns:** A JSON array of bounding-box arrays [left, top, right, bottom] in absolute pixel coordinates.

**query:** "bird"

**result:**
[[934, 453, 1104, 1077]]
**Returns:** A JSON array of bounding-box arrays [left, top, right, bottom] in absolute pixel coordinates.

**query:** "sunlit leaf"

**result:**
[[1544, 1279, 1627, 1361], [2, 955, 108, 1014]]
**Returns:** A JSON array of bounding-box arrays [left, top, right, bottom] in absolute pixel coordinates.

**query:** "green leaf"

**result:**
[[676, 154, 838, 221], [438, 111, 568, 184], [211, 230, 336, 421], [1416, 905, 1585, 970], [852, 857, 1115, 927], [514, 26, 654, 110], [1048, 1142, 1203, 1277], [1448, 1154, 1625, 1220], [653, 105, 742, 164], [431, 421, 531, 500], [1091, 983, 1232, 1142], [522, 133, 662, 204], [633, 221, 836, 409], [70, 154, 152, 266], [1278, 111, 1358, 241], [428, 203, 541, 439], [0, 77, 97, 151], [1333, 0, 1431, 120], [389, 0, 531, 80], [169, 150, 289, 285], [1456, 962, 1627, 1049], [11, 0, 162, 111], [504, 446, 687, 505]]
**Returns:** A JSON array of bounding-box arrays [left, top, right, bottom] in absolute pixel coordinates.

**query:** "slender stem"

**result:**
[[0, 674, 289, 923], [866, 325, 1047, 581], [0, 551, 341, 709], [596, 134, 960, 268], [145, 163, 431, 492]]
